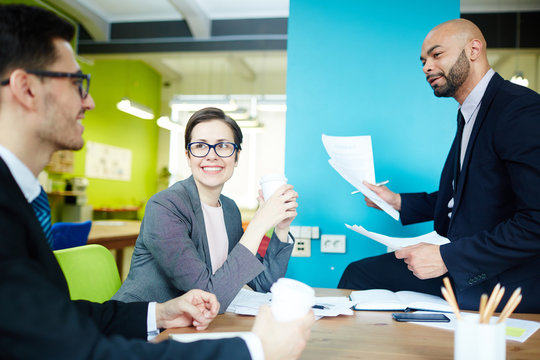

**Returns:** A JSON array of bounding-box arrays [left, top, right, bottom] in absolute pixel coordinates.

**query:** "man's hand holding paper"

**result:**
[[395, 243, 449, 280], [322, 134, 399, 220], [362, 180, 401, 212]]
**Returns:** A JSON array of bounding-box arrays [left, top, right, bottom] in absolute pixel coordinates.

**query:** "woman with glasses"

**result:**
[[113, 107, 298, 312]]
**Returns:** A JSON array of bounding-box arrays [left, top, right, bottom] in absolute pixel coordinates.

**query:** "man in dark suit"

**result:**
[[338, 19, 540, 312], [0, 4, 313, 359]]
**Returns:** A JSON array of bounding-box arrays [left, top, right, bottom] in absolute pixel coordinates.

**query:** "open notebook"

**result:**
[[350, 289, 452, 312]]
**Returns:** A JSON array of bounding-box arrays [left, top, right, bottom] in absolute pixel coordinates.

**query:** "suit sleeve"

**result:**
[[400, 191, 439, 225], [0, 204, 251, 359], [72, 299, 147, 339], [248, 231, 294, 293], [441, 94, 540, 290]]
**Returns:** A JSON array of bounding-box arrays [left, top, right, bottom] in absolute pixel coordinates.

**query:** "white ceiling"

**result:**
[[77, 0, 540, 23], [79, 0, 290, 22], [65, 0, 539, 103]]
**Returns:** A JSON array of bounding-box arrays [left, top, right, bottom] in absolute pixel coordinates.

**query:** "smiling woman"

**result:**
[[112, 107, 299, 312]]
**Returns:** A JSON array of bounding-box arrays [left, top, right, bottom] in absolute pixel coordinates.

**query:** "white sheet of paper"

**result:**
[[225, 288, 354, 318], [322, 134, 399, 220], [410, 312, 540, 343], [329, 160, 399, 220], [345, 224, 450, 249], [322, 134, 376, 184], [170, 332, 251, 343]]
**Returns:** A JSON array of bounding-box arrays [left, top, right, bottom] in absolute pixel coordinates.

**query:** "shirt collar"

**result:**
[[459, 68, 495, 124], [0, 144, 41, 202]]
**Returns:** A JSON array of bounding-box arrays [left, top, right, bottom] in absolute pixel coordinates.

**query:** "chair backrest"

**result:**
[[54, 244, 121, 303], [51, 221, 92, 251]]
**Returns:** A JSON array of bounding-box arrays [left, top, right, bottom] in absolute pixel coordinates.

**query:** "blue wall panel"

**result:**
[[285, 0, 460, 287]]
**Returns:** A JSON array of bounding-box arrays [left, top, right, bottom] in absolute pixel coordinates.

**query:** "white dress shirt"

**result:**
[[448, 68, 495, 213], [457, 68, 496, 168]]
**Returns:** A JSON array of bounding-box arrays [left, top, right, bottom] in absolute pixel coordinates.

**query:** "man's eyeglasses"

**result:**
[[188, 142, 238, 158], [1, 70, 91, 99]]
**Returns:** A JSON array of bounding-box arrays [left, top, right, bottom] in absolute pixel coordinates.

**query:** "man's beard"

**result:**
[[432, 50, 470, 98]]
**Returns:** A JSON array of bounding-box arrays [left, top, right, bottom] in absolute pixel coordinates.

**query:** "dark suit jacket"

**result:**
[[0, 158, 251, 359], [400, 73, 540, 312]]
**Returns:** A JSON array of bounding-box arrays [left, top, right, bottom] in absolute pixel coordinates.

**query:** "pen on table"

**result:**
[[312, 305, 329, 310], [351, 180, 389, 194]]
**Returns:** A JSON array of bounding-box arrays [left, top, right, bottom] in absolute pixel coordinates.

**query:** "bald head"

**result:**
[[420, 18, 491, 104], [429, 19, 487, 56]]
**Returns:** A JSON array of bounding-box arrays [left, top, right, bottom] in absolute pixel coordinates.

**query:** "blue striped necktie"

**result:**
[[31, 187, 53, 248]]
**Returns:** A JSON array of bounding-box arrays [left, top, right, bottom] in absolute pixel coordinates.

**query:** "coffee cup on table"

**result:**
[[270, 278, 315, 322], [259, 174, 288, 201]]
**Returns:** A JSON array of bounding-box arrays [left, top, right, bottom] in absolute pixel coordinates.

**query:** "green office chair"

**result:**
[[54, 244, 121, 303]]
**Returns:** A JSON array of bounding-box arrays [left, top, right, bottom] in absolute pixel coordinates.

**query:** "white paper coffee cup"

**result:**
[[454, 315, 506, 360], [270, 278, 315, 322], [259, 174, 288, 200]]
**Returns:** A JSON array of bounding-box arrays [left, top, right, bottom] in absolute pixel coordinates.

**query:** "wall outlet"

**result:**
[[289, 226, 300, 238], [311, 226, 320, 239], [292, 237, 311, 257], [320, 234, 346, 253], [299, 226, 312, 238]]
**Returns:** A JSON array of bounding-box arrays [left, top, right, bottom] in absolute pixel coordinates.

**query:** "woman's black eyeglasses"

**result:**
[[188, 142, 238, 158]]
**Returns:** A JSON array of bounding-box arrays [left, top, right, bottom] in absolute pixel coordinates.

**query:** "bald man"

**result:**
[[339, 19, 540, 313]]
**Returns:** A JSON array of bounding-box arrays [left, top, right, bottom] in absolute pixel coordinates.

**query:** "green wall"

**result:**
[[71, 60, 161, 214], [3, 1, 161, 218]]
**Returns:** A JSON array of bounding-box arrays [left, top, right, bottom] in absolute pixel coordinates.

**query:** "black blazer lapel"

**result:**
[[0, 158, 70, 294], [451, 73, 504, 218]]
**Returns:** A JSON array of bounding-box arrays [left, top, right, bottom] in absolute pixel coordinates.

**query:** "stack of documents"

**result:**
[[322, 134, 399, 220], [226, 288, 355, 319]]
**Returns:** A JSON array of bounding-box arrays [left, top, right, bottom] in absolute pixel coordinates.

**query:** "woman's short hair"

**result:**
[[184, 107, 243, 155]]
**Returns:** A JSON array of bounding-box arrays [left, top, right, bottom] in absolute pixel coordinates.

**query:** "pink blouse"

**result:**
[[201, 201, 229, 274]]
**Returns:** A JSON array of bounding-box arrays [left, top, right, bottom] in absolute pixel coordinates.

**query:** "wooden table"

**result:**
[[157, 288, 540, 359], [87, 220, 141, 277]]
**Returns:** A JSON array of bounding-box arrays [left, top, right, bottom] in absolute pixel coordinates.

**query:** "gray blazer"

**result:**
[[113, 176, 294, 312]]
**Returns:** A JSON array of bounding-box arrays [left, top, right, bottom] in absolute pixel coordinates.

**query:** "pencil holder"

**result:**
[[454, 316, 506, 360]]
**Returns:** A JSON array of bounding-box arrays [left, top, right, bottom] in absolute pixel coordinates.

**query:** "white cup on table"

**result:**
[[270, 278, 315, 322], [454, 315, 506, 360], [259, 174, 288, 201]]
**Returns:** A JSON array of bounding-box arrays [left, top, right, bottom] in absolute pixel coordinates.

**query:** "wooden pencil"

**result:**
[[479, 293, 488, 317], [497, 288, 522, 324], [481, 283, 501, 323], [483, 286, 505, 323], [442, 277, 457, 306], [441, 286, 462, 320], [497, 294, 522, 324]]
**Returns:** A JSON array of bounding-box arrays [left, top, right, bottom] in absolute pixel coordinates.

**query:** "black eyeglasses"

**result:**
[[188, 142, 238, 158], [1, 70, 91, 99]]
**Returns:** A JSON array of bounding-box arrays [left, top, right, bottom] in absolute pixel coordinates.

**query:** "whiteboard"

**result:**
[[85, 141, 132, 181]]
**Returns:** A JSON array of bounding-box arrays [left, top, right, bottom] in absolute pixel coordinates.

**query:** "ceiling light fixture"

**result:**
[[226, 108, 251, 120], [235, 118, 263, 128], [170, 95, 239, 112], [116, 98, 155, 120], [157, 116, 183, 131], [510, 72, 529, 87]]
